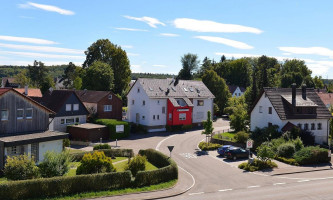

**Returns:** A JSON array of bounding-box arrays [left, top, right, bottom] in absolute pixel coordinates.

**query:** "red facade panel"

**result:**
[[167, 99, 192, 126]]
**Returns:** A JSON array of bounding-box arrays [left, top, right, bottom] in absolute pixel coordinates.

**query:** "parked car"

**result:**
[[225, 147, 249, 160], [217, 145, 234, 157]]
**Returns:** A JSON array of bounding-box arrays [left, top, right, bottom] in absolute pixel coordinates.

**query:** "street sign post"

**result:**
[[246, 140, 253, 162], [329, 150, 331, 158], [167, 146, 174, 158]]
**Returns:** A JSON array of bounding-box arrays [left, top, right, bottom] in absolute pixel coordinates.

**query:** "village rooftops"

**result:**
[[135, 78, 215, 99], [281, 95, 318, 107], [0, 131, 68, 146]]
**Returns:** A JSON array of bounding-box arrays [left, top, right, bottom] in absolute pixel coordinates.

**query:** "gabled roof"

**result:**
[[228, 85, 246, 94], [259, 87, 331, 120], [0, 88, 54, 114], [75, 90, 120, 103], [317, 93, 333, 107], [34, 90, 86, 113], [14, 88, 42, 97], [169, 97, 194, 107], [281, 122, 298, 132], [131, 78, 214, 99]]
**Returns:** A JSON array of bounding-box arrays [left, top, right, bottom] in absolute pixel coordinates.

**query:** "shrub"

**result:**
[[131, 123, 147, 133], [234, 131, 249, 143], [275, 157, 299, 166], [257, 144, 275, 162], [63, 138, 70, 148], [95, 119, 130, 139], [277, 143, 296, 158], [4, 155, 40, 180], [250, 125, 281, 150], [182, 124, 193, 131], [238, 159, 277, 172], [294, 146, 330, 165], [126, 155, 147, 176], [269, 137, 286, 152], [76, 151, 116, 175], [93, 144, 111, 150], [198, 142, 222, 151], [71, 149, 134, 161], [0, 171, 132, 200], [300, 130, 315, 146], [39, 151, 73, 178], [293, 137, 304, 151], [166, 125, 183, 132]]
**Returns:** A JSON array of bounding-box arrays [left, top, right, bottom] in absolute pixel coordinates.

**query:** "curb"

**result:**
[[271, 167, 333, 176]]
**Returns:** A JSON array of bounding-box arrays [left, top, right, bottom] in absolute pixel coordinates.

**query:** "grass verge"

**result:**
[[212, 132, 235, 141]]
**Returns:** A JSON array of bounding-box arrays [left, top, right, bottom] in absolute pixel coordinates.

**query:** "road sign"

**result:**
[[167, 146, 174, 158], [246, 140, 253, 149]]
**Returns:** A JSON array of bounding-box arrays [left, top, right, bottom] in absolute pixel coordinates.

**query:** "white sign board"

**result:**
[[246, 140, 253, 149], [116, 125, 124, 133]]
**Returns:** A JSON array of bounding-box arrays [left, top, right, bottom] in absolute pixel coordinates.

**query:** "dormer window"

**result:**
[[66, 104, 71, 111], [73, 104, 79, 111]]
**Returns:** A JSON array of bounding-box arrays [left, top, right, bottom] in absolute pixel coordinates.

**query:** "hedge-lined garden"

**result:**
[[95, 119, 130, 139], [0, 149, 178, 200]]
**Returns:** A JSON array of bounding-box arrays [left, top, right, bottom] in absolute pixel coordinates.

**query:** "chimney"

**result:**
[[292, 83, 296, 106], [24, 85, 28, 96], [302, 84, 307, 100]]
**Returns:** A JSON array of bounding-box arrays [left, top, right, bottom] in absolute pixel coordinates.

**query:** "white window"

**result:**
[[132, 100, 135, 105], [73, 104, 79, 111], [162, 107, 166, 114], [11, 146, 17, 155], [259, 106, 263, 113], [1, 110, 8, 121], [153, 115, 156, 120], [104, 105, 112, 112], [169, 113, 172, 120], [108, 95, 112, 99], [197, 100, 204, 106], [179, 113, 186, 121], [66, 104, 72, 111], [318, 123, 322, 130], [61, 119, 65, 124], [26, 108, 33, 119], [17, 109, 24, 119], [66, 118, 74, 124]]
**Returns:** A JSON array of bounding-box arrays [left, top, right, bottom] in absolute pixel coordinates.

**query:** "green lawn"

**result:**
[[212, 132, 235, 141], [112, 157, 128, 163], [114, 160, 158, 172], [67, 148, 84, 154], [0, 177, 7, 183]]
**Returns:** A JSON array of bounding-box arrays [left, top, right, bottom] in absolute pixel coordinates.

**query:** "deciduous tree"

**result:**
[[178, 53, 199, 80], [82, 61, 114, 91]]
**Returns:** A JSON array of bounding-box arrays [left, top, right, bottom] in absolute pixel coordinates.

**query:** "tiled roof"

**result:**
[[228, 85, 246, 94], [136, 78, 214, 99], [169, 97, 194, 107], [281, 121, 298, 132], [317, 93, 333, 107], [0, 131, 68, 144], [75, 90, 112, 103], [33, 90, 74, 113], [14, 88, 42, 97], [0, 88, 11, 95], [263, 87, 331, 120]]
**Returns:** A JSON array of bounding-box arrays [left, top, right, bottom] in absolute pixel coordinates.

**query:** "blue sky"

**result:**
[[1, 1, 333, 77]]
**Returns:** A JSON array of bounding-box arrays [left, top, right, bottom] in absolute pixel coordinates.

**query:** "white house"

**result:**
[[250, 84, 331, 144], [127, 78, 215, 132], [228, 85, 246, 98]]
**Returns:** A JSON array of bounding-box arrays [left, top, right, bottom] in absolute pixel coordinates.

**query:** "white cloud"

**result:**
[[0, 35, 57, 45], [195, 36, 253, 49], [131, 64, 142, 73], [124, 16, 165, 28], [0, 43, 83, 54], [121, 45, 133, 49], [19, 2, 75, 15], [115, 27, 148, 32], [0, 51, 85, 60], [174, 18, 262, 34], [279, 47, 333, 58], [152, 64, 167, 68], [160, 33, 179, 37], [0, 59, 82, 66]]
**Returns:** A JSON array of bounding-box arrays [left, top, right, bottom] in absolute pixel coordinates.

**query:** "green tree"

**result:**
[[39, 151, 72, 178], [73, 77, 82, 90], [82, 61, 114, 91], [257, 144, 275, 163], [202, 70, 231, 114], [27, 60, 49, 87], [225, 58, 252, 88], [14, 69, 31, 87], [313, 76, 324, 89], [40, 76, 55, 94], [280, 59, 312, 88], [62, 62, 77, 88], [83, 39, 131, 95], [178, 53, 199, 80], [197, 56, 212, 78], [202, 111, 214, 143], [229, 103, 249, 132]]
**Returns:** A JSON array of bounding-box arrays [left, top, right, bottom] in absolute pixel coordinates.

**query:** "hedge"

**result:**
[[135, 149, 178, 187], [0, 171, 131, 200], [95, 119, 130, 139], [71, 149, 134, 161], [294, 146, 330, 165]]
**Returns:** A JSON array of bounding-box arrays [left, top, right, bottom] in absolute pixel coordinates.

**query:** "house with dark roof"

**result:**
[[127, 78, 215, 132], [250, 84, 331, 144], [33, 89, 89, 132], [228, 85, 246, 98], [75, 90, 122, 120], [0, 88, 68, 168], [1, 77, 19, 88]]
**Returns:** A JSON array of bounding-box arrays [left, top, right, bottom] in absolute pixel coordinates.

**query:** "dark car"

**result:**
[[225, 147, 249, 160], [217, 145, 234, 157]]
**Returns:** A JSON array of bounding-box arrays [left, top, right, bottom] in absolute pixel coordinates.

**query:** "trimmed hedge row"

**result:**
[[294, 146, 330, 165], [0, 171, 131, 200], [95, 119, 130, 139], [136, 149, 178, 187], [71, 149, 134, 161]]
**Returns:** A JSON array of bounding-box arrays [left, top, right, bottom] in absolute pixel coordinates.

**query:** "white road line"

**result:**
[[297, 180, 310, 183], [247, 185, 260, 188], [155, 134, 177, 151], [273, 182, 286, 185], [189, 192, 204, 196], [219, 189, 233, 192]]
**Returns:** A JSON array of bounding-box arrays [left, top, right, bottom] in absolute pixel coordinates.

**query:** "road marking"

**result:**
[[178, 166, 196, 193], [219, 189, 233, 192], [247, 185, 260, 188], [273, 182, 286, 185], [297, 180, 310, 183], [155, 134, 177, 151], [189, 192, 204, 196], [179, 153, 197, 159]]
